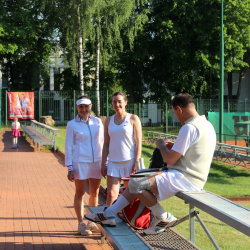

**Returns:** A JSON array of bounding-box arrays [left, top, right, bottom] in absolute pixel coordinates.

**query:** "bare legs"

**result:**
[[12, 137, 18, 148], [106, 176, 121, 206], [88, 178, 101, 207], [74, 180, 87, 223], [74, 178, 101, 222]]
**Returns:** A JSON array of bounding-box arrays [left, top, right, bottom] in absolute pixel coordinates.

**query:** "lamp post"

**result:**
[[219, 0, 224, 143]]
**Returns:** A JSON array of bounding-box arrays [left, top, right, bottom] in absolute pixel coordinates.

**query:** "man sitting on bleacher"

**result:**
[[85, 93, 216, 235]]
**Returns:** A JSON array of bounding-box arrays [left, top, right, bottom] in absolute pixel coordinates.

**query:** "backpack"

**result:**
[[117, 198, 151, 230], [149, 148, 167, 169]]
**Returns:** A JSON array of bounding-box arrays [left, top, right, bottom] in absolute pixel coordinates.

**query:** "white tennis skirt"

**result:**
[[107, 159, 134, 178], [155, 170, 201, 201], [73, 161, 103, 180]]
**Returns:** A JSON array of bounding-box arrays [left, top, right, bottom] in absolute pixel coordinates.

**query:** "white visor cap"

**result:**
[[76, 99, 92, 106]]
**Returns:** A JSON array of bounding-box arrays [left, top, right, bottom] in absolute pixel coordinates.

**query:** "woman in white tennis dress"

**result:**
[[101, 91, 142, 207]]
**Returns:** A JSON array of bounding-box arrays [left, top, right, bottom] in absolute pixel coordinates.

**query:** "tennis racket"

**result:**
[[130, 166, 168, 178]]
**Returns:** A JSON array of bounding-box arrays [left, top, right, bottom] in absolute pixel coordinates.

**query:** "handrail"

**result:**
[[31, 120, 60, 133], [30, 120, 60, 151]]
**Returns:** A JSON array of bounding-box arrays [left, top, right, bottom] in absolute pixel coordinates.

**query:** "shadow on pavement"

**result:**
[[1, 129, 35, 152]]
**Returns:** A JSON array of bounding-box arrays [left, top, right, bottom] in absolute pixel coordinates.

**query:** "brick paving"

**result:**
[[0, 129, 111, 250]]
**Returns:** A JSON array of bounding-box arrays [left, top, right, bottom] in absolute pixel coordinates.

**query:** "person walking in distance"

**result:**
[[65, 96, 104, 235], [11, 116, 21, 149]]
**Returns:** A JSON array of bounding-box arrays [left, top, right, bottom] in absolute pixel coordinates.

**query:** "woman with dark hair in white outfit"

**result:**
[[101, 91, 142, 207]]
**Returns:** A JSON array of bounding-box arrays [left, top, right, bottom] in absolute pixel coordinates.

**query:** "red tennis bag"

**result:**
[[117, 198, 151, 230]]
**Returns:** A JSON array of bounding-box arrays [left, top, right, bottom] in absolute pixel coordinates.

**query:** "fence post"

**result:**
[[0, 88, 1, 129], [5, 90, 7, 126], [139, 103, 141, 121], [73, 90, 76, 117], [245, 99, 247, 112], [39, 90, 41, 120], [165, 103, 168, 133], [106, 90, 109, 117]]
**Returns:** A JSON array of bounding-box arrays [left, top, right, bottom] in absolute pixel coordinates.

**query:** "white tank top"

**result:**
[[108, 113, 135, 162]]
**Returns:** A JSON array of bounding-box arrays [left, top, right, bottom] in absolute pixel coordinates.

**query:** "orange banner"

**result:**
[[8, 92, 34, 119]]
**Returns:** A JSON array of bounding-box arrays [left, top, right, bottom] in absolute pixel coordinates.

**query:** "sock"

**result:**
[[104, 195, 129, 217], [79, 221, 85, 225], [148, 202, 168, 220]]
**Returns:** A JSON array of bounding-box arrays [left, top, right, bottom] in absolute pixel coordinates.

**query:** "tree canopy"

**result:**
[[0, 0, 58, 90], [1, 0, 250, 102]]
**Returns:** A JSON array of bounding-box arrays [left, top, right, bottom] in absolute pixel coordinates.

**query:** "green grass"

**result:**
[[56, 126, 67, 153], [206, 161, 250, 197], [55, 126, 250, 249]]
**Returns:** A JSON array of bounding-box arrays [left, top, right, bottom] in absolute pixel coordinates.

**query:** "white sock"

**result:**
[[104, 195, 129, 217], [79, 221, 85, 225], [148, 202, 168, 220]]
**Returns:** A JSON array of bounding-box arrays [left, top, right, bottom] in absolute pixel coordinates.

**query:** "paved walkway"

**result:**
[[0, 129, 111, 250]]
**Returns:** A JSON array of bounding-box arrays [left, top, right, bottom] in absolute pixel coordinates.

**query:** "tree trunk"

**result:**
[[77, 4, 84, 94], [95, 38, 100, 117]]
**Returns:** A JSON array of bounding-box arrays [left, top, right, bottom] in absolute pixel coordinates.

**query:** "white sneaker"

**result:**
[[144, 214, 177, 235], [78, 223, 92, 235], [87, 221, 100, 232], [84, 212, 116, 227]]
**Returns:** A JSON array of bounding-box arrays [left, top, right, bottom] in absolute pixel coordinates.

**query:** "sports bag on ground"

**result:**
[[117, 198, 151, 230]]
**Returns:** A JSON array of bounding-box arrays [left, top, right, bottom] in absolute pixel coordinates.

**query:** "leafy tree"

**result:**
[[223, 0, 250, 101], [142, 0, 221, 100], [57, 0, 149, 114], [55, 0, 88, 93], [86, 0, 149, 115], [115, 0, 250, 102], [0, 0, 58, 90]]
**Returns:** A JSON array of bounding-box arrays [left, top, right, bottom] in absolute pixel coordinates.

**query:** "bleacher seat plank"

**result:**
[[176, 190, 250, 237], [21, 120, 60, 151]]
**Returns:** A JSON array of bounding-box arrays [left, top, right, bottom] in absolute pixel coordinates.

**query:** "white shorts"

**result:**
[[73, 161, 103, 180], [107, 159, 134, 178], [155, 170, 201, 201]]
